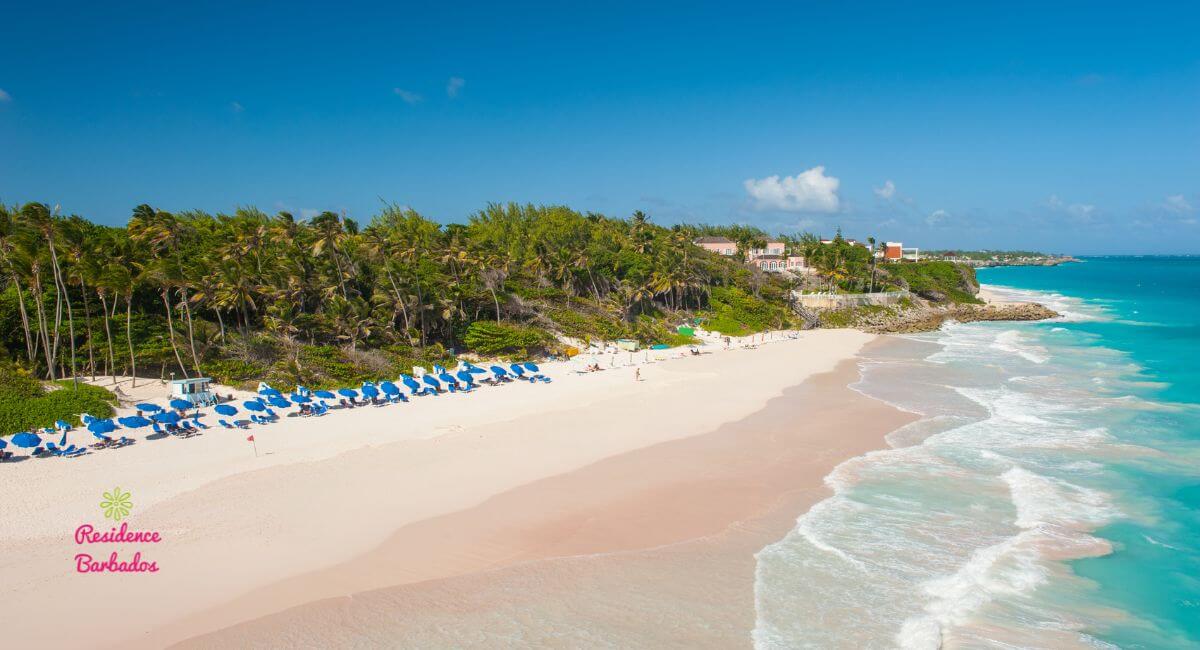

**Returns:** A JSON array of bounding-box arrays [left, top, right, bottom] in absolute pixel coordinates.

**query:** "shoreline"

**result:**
[[0, 329, 906, 648], [167, 348, 915, 648]]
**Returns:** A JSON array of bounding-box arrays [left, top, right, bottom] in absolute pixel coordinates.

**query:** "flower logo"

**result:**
[[100, 487, 133, 521]]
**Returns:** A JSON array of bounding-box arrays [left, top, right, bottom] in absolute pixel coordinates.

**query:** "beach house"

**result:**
[[748, 240, 785, 259], [693, 236, 737, 256]]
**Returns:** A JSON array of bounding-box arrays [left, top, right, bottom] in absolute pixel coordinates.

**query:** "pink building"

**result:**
[[748, 240, 785, 259], [750, 255, 786, 272], [693, 236, 736, 256]]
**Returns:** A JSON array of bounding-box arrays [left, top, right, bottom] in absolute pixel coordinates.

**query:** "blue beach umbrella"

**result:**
[[214, 404, 238, 416], [438, 372, 456, 386], [523, 362, 539, 372], [55, 419, 72, 430], [118, 416, 153, 428], [422, 375, 441, 390], [136, 402, 162, 413], [88, 420, 117, 434], [361, 385, 380, 399], [243, 400, 266, 412], [401, 376, 421, 392], [380, 381, 400, 396], [152, 412, 181, 425], [509, 363, 526, 375], [259, 387, 282, 397], [11, 432, 41, 448], [314, 390, 336, 400], [268, 396, 292, 409], [289, 393, 312, 404], [0, 437, 6, 449], [489, 365, 507, 378], [456, 370, 475, 384], [467, 364, 487, 375], [169, 398, 193, 410], [337, 388, 358, 398]]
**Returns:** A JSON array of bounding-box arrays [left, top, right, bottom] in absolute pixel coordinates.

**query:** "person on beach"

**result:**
[[635, 368, 641, 382]]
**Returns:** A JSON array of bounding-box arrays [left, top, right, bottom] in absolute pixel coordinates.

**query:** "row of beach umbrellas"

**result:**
[[5, 362, 546, 451]]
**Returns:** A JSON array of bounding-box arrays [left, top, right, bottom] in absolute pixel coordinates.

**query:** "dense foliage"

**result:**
[[885, 261, 982, 304], [0, 359, 116, 435], [0, 202, 806, 403]]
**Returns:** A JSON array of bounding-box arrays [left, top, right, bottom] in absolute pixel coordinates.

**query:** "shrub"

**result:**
[[0, 362, 117, 436], [704, 286, 793, 336], [463, 321, 553, 357]]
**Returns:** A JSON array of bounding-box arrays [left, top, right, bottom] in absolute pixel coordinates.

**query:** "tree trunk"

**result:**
[[98, 291, 116, 384], [80, 275, 95, 380], [179, 287, 202, 375], [161, 289, 189, 378], [384, 266, 411, 335], [32, 272, 56, 379], [126, 292, 137, 388], [11, 275, 35, 363]]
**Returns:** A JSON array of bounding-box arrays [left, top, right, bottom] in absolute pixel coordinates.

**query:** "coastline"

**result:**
[[167, 348, 915, 648], [0, 329, 916, 648]]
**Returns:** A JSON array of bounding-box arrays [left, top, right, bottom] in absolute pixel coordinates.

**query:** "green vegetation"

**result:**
[[884, 261, 982, 304], [0, 359, 116, 435], [0, 198, 992, 434], [0, 201, 806, 432], [817, 305, 889, 328], [703, 286, 792, 336], [462, 321, 554, 357]]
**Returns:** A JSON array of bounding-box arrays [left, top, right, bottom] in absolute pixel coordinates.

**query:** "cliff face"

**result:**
[[848, 302, 1059, 334]]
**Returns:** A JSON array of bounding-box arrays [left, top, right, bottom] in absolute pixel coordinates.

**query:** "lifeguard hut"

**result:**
[[171, 377, 217, 406]]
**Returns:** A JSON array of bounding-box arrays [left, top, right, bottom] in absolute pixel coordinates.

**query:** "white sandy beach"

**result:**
[[0, 329, 904, 648]]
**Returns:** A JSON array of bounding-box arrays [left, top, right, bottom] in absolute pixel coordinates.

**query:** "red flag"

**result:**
[[246, 435, 255, 442]]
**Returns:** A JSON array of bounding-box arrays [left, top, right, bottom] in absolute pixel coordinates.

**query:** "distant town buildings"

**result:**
[[880, 241, 920, 262]]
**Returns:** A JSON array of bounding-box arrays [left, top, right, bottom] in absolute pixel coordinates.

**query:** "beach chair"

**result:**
[[192, 419, 209, 429], [45, 442, 62, 456], [0, 450, 13, 462], [218, 419, 235, 429], [233, 419, 251, 429], [112, 437, 134, 448]]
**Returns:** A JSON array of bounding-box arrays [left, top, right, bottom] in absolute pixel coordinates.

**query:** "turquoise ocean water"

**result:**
[[753, 257, 1200, 648]]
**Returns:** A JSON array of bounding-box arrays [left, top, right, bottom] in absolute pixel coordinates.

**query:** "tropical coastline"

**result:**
[[1, 328, 912, 648]]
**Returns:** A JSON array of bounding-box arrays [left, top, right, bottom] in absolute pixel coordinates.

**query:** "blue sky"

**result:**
[[1, 1, 1197, 254]]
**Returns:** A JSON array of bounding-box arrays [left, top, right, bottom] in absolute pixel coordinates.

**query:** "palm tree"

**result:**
[[0, 206, 36, 363], [867, 236, 879, 293], [310, 211, 351, 300]]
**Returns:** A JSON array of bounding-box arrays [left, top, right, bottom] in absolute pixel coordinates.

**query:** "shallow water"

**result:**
[[754, 257, 1200, 648]]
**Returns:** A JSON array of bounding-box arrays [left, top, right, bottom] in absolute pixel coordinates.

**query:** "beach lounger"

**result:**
[[192, 419, 209, 429]]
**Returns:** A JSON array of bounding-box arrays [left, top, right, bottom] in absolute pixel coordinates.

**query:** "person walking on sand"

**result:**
[[635, 368, 641, 382]]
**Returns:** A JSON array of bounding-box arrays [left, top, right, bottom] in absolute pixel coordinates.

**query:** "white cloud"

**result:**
[[230, 101, 245, 113], [873, 180, 896, 200], [392, 88, 423, 105], [925, 209, 950, 226], [744, 166, 840, 213], [446, 76, 465, 98], [1163, 194, 1194, 214], [0, 88, 11, 102], [1046, 194, 1096, 222]]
